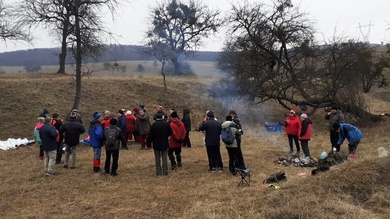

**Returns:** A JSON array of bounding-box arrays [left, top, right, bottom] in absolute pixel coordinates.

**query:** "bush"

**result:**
[[136, 64, 145, 73]]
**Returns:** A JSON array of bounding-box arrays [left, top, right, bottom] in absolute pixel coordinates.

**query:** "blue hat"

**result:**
[[140, 104, 145, 109], [93, 112, 102, 119]]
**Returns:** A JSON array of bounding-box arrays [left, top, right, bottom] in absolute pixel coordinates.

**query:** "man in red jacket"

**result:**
[[168, 111, 187, 170]]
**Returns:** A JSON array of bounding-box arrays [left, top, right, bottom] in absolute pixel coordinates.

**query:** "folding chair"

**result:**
[[235, 168, 251, 186]]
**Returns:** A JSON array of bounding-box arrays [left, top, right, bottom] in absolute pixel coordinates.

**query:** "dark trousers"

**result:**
[[183, 131, 191, 147], [288, 134, 300, 153], [226, 147, 244, 173], [236, 137, 246, 169], [206, 145, 223, 169], [348, 141, 360, 154], [330, 131, 340, 151], [300, 140, 310, 157], [168, 148, 182, 166], [105, 150, 119, 174], [39, 145, 44, 158], [55, 141, 63, 163], [120, 137, 127, 149], [154, 149, 168, 176]]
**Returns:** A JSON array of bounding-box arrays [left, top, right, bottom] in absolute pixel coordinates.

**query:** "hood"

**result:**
[[171, 118, 182, 126], [35, 122, 44, 129], [222, 121, 234, 129], [183, 108, 190, 114], [89, 119, 99, 125]]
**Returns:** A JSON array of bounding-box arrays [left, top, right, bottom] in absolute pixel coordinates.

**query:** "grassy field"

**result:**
[[0, 66, 389, 219]]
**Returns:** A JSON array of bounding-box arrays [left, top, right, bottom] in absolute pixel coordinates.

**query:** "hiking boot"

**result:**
[[208, 168, 216, 172], [70, 166, 76, 169], [46, 172, 56, 176], [39, 156, 44, 161], [63, 165, 68, 169], [110, 172, 117, 176], [171, 164, 178, 170], [177, 163, 182, 168]]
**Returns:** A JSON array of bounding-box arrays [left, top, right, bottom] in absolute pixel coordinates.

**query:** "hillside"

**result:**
[[0, 45, 220, 67], [0, 72, 389, 219]]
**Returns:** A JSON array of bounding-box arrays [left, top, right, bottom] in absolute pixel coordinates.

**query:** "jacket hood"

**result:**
[[90, 119, 100, 125], [171, 118, 182, 126], [222, 121, 234, 129], [35, 122, 44, 129]]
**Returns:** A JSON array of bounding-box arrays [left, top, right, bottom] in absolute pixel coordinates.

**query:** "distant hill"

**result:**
[[0, 45, 220, 66]]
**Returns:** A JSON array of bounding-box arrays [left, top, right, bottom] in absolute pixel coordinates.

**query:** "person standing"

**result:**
[[283, 109, 301, 156], [51, 113, 64, 164], [147, 113, 172, 177], [222, 115, 244, 175], [136, 109, 151, 150], [168, 111, 186, 169], [59, 112, 85, 169], [198, 111, 223, 172], [325, 105, 345, 152], [333, 123, 363, 157], [89, 112, 104, 173], [38, 108, 50, 118], [39, 117, 59, 176], [181, 108, 192, 148], [34, 117, 45, 161], [117, 109, 128, 150], [153, 105, 168, 121], [101, 110, 113, 129], [104, 118, 122, 176], [228, 110, 246, 169], [299, 114, 312, 158], [125, 110, 136, 143]]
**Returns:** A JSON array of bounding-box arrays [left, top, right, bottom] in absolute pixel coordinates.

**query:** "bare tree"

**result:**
[[217, 0, 384, 123], [146, 0, 223, 75], [0, 0, 29, 42]]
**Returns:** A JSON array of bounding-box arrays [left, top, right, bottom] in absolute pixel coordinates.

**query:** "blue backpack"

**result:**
[[221, 126, 235, 145]]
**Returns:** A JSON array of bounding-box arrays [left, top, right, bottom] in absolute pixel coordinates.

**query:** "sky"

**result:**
[[1, 0, 389, 52]]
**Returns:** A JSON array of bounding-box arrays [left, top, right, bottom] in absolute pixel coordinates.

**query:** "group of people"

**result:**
[[34, 105, 193, 177], [283, 105, 363, 160]]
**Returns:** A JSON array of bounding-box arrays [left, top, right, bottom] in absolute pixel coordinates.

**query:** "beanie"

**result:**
[[118, 109, 125, 114], [93, 112, 102, 119], [126, 110, 132, 115], [332, 123, 340, 130], [171, 111, 178, 118], [228, 110, 237, 115], [140, 104, 145, 109], [52, 113, 59, 119], [290, 109, 296, 114], [43, 109, 49, 115], [69, 112, 77, 119], [226, 115, 232, 121], [133, 107, 139, 113], [300, 114, 308, 119], [38, 117, 45, 122], [331, 105, 338, 110], [155, 113, 163, 120]]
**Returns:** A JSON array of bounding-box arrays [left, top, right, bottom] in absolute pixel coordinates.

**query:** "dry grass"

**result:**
[[0, 71, 390, 219]]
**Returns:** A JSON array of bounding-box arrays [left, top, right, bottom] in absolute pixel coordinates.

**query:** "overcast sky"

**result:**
[[1, 0, 389, 52]]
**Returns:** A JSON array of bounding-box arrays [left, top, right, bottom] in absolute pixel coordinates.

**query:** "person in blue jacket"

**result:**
[[333, 123, 363, 158], [89, 112, 104, 172]]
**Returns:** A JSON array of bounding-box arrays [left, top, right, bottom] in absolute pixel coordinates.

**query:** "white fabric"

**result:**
[[0, 138, 32, 150]]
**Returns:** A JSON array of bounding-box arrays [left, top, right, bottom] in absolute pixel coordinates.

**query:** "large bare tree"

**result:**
[[0, 0, 28, 42], [217, 0, 386, 123], [146, 0, 223, 75]]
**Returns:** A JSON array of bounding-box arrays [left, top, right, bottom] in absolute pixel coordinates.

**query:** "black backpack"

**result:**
[[105, 128, 118, 147], [221, 126, 235, 145], [263, 171, 287, 183]]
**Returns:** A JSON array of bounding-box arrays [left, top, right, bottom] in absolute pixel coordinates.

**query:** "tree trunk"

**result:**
[[171, 56, 180, 76], [72, 0, 81, 110], [57, 21, 69, 74], [161, 61, 167, 90]]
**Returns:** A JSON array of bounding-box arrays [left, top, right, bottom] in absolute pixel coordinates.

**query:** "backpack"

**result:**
[[105, 128, 118, 147], [263, 171, 287, 183], [221, 126, 235, 145]]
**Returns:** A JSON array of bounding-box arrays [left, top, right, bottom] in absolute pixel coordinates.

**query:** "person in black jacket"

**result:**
[[147, 114, 172, 177], [181, 108, 192, 148], [199, 111, 223, 172], [104, 118, 122, 176], [39, 117, 59, 176], [59, 112, 85, 169], [117, 109, 128, 150]]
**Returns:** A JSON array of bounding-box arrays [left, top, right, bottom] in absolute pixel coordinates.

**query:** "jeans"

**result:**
[[64, 144, 78, 168], [44, 150, 57, 174], [154, 149, 168, 176]]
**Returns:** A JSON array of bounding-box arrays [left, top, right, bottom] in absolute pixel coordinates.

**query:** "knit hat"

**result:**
[[140, 104, 145, 109], [300, 114, 308, 119], [206, 111, 214, 117], [126, 110, 132, 115], [52, 113, 59, 119], [38, 117, 45, 122], [118, 109, 125, 114], [332, 123, 340, 130], [155, 113, 163, 120], [43, 109, 49, 115], [171, 111, 178, 118], [44, 117, 51, 123], [290, 109, 296, 114], [133, 107, 139, 113], [331, 105, 338, 110], [226, 115, 233, 121], [93, 112, 102, 119]]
